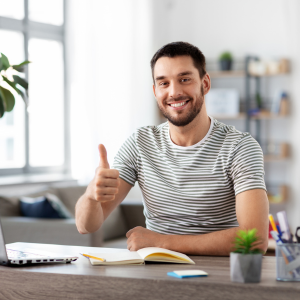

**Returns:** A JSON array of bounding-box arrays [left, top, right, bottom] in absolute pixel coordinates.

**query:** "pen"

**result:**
[[269, 214, 278, 233], [79, 253, 106, 262]]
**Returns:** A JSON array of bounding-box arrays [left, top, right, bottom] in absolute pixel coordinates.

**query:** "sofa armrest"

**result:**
[[1, 217, 103, 247]]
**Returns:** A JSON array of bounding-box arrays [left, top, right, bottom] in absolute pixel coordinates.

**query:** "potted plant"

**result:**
[[230, 228, 263, 283], [219, 51, 233, 71], [0, 52, 30, 118]]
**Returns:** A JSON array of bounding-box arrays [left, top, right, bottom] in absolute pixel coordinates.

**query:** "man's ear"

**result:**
[[152, 84, 157, 98], [202, 73, 211, 96]]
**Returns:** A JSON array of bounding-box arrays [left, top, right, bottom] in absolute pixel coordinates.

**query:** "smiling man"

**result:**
[[75, 42, 269, 255]]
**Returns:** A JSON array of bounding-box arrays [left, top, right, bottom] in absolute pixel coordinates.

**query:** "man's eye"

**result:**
[[181, 78, 190, 82], [160, 82, 168, 86]]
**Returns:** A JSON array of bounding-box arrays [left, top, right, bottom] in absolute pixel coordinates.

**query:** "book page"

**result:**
[[137, 247, 195, 264], [88, 251, 143, 265]]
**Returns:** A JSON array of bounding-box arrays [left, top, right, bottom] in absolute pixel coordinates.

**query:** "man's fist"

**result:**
[[86, 144, 120, 202], [126, 226, 164, 251]]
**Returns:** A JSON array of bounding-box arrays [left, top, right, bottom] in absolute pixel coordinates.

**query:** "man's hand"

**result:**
[[86, 144, 120, 203], [126, 226, 164, 251]]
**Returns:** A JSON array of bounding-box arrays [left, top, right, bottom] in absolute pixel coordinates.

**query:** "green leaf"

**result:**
[[2, 76, 28, 106], [12, 60, 31, 72], [0, 86, 15, 112], [232, 228, 263, 254], [13, 75, 28, 90], [0, 93, 5, 118], [0, 53, 10, 70], [2, 76, 19, 92]]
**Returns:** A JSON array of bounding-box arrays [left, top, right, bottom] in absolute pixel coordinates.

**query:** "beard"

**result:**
[[157, 86, 204, 127]]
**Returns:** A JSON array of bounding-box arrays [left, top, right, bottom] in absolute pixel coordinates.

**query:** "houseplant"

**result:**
[[0, 52, 30, 118], [230, 228, 263, 283], [219, 51, 233, 71]]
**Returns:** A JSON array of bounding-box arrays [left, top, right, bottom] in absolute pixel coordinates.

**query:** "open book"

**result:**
[[88, 247, 195, 265]]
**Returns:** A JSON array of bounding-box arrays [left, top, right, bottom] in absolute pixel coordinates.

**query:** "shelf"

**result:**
[[211, 112, 288, 120], [264, 155, 289, 162], [210, 113, 246, 120], [208, 70, 288, 79], [209, 70, 245, 79], [251, 111, 288, 119]]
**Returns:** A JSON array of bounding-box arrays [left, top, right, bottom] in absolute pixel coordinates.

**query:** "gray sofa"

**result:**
[[0, 186, 145, 249]]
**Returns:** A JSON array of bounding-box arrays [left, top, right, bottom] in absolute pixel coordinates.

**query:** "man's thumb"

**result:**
[[98, 144, 110, 169]]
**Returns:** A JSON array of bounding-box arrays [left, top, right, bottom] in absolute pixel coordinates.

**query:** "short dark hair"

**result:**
[[150, 41, 206, 83]]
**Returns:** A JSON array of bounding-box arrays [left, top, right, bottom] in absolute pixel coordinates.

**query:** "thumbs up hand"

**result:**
[[86, 144, 120, 203]]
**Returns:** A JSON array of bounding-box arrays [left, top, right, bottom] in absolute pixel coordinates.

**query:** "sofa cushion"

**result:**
[[0, 195, 21, 217], [20, 194, 73, 219], [55, 186, 88, 217], [20, 196, 63, 218], [0, 188, 61, 217]]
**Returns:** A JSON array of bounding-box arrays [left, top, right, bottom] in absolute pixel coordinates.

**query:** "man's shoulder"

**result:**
[[213, 119, 249, 138], [134, 122, 168, 138], [212, 119, 257, 148]]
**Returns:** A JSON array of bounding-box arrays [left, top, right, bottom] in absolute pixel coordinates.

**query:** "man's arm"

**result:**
[[75, 144, 132, 234], [126, 189, 269, 255]]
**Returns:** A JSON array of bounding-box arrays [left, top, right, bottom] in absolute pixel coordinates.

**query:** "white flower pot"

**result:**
[[230, 252, 262, 283]]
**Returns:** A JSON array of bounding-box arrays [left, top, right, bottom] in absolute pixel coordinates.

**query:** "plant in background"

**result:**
[[232, 228, 263, 254], [219, 51, 233, 71], [219, 51, 233, 62], [0, 52, 30, 118]]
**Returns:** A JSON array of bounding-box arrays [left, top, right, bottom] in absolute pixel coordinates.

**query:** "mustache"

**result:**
[[165, 96, 193, 104]]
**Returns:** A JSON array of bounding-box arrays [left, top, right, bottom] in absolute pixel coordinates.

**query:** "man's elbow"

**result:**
[[260, 238, 269, 254]]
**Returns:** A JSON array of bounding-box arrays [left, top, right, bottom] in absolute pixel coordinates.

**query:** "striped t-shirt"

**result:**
[[113, 117, 266, 235]]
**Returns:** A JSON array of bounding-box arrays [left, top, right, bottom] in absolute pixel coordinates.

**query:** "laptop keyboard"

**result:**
[[7, 249, 45, 259]]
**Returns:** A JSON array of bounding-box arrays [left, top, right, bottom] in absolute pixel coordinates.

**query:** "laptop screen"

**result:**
[[0, 218, 9, 264]]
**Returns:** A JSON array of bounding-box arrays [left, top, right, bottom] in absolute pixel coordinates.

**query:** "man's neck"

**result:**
[[169, 109, 211, 147]]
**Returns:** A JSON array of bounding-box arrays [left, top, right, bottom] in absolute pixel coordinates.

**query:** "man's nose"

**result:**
[[169, 81, 183, 99]]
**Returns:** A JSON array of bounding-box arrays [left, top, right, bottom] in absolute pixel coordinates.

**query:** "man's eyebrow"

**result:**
[[178, 71, 193, 76], [155, 75, 166, 81], [155, 71, 193, 81]]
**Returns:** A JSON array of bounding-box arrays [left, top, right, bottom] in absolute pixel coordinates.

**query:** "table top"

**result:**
[[1, 242, 299, 300]]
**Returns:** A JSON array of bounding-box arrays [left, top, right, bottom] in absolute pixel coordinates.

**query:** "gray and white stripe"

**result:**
[[113, 117, 266, 235]]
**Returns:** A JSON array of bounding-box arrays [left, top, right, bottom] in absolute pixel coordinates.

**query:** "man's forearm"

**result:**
[[75, 193, 104, 234], [162, 227, 267, 256]]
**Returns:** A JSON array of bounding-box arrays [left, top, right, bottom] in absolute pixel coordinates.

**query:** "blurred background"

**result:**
[[0, 0, 299, 243]]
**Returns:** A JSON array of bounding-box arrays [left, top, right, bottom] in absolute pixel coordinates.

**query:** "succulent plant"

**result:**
[[233, 228, 263, 254]]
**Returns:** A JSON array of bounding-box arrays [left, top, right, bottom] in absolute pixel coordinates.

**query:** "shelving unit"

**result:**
[[208, 56, 290, 204]]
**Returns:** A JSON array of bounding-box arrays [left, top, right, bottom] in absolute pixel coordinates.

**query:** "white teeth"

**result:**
[[170, 101, 186, 107]]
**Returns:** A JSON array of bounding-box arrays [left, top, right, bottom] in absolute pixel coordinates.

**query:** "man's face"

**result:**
[[153, 55, 208, 127]]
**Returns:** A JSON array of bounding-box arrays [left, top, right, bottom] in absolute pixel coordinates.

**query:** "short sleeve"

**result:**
[[230, 134, 266, 195], [112, 133, 139, 186]]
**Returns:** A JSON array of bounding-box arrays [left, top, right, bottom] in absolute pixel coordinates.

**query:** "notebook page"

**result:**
[[88, 251, 142, 263], [137, 247, 194, 263]]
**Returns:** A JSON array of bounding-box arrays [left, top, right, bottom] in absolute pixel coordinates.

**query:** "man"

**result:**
[[75, 42, 269, 256]]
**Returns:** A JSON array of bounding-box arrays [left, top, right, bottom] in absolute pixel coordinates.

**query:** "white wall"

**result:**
[[66, 0, 156, 200]]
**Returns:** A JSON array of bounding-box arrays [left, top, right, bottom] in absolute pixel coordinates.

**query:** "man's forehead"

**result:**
[[154, 55, 197, 78]]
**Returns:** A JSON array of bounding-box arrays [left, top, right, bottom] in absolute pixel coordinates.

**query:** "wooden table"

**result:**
[[0, 243, 299, 300]]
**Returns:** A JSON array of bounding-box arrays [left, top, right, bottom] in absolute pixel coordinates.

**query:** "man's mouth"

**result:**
[[168, 100, 190, 108]]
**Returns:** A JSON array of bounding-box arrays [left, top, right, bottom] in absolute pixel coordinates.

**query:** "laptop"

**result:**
[[0, 218, 78, 265]]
